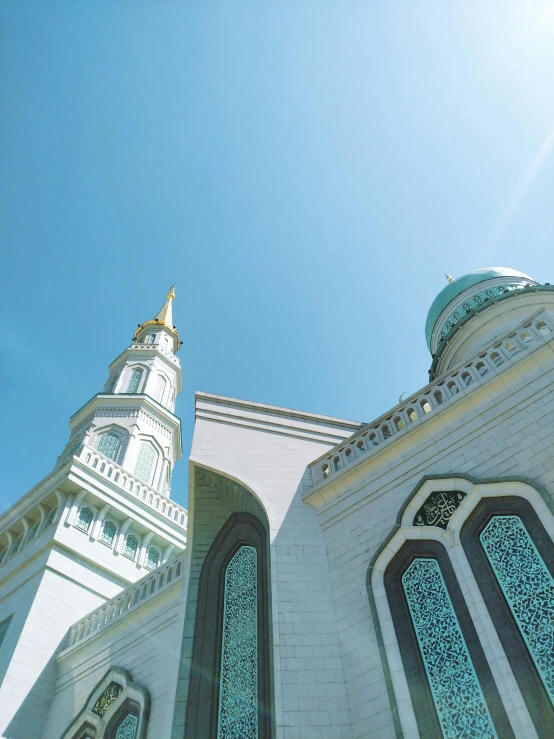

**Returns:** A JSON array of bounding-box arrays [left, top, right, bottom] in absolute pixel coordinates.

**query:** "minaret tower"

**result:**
[[0, 290, 187, 737]]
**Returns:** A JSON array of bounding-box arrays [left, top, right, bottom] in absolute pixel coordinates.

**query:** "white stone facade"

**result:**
[[1, 274, 553, 739]]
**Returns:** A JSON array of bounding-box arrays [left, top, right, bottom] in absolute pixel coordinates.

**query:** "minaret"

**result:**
[[0, 290, 187, 737], [57, 286, 183, 496]]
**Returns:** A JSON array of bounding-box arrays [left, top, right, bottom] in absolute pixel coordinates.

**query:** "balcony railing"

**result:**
[[66, 553, 185, 648], [309, 314, 553, 487], [76, 445, 188, 530]]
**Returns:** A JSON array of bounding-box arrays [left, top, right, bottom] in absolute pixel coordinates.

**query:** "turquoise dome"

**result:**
[[425, 267, 535, 351]]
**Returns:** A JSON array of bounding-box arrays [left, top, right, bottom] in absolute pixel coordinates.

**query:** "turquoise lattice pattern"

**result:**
[[100, 520, 116, 546], [115, 713, 138, 739], [218, 545, 258, 739], [134, 442, 156, 484], [402, 558, 497, 739], [76, 507, 93, 532], [145, 547, 160, 570], [123, 534, 139, 560], [439, 286, 517, 344], [480, 515, 554, 703], [127, 368, 143, 393], [97, 432, 122, 461]]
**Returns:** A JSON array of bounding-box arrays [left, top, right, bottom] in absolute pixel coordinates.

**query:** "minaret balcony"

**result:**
[[75, 444, 188, 530]]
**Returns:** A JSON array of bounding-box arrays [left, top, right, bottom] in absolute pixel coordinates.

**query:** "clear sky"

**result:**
[[1, 0, 553, 513]]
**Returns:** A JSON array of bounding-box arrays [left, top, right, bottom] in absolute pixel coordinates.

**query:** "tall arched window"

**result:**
[[145, 547, 160, 571], [153, 374, 166, 403], [97, 432, 122, 462], [105, 373, 119, 393], [218, 545, 258, 739], [134, 442, 157, 485], [462, 497, 554, 737], [146, 333, 156, 344], [382, 539, 515, 739], [126, 368, 143, 394], [114, 713, 138, 739], [185, 512, 273, 739], [123, 534, 139, 560]]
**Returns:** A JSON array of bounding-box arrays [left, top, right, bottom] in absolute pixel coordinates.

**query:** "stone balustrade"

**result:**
[[309, 315, 553, 487], [66, 553, 185, 648], [77, 445, 188, 530]]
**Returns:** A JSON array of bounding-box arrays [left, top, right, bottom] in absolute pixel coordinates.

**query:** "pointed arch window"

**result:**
[[105, 373, 119, 393], [123, 534, 139, 560], [153, 374, 166, 403], [126, 368, 143, 394], [44, 506, 57, 528], [114, 713, 138, 739], [480, 515, 554, 703], [76, 507, 94, 533], [218, 545, 258, 739], [97, 432, 122, 462], [146, 333, 156, 344], [134, 442, 157, 485], [100, 520, 117, 547], [145, 547, 160, 571]]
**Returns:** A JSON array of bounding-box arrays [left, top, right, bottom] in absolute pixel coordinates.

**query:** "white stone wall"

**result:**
[[42, 583, 184, 739], [190, 396, 363, 739]]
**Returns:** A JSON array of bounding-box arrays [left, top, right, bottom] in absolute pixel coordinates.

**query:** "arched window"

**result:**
[[126, 368, 143, 394], [146, 333, 156, 344], [153, 374, 166, 403], [97, 432, 122, 462], [27, 520, 41, 542], [123, 534, 139, 560], [461, 497, 554, 736], [114, 713, 138, 739], [66, 441, 82, 459], [134, 442, 157, 485], [145, 547, 160, 571], [185, 511, 273, 739], [76, 507, 94, 533], [218, 545, 258, 738], [11, 533, 25, 556], [44, 506, 57, 528], [381, 539, 515, 739], [100, 520, 117, 547], [105, 373, 119, 393]]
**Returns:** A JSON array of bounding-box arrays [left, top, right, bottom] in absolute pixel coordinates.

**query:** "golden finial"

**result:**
[[167, 284, 176, 301], [445, 273, 455, 283]]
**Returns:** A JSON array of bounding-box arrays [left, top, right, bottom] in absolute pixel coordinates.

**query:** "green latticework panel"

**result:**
[[127, 368, 143, 393], [218, 545, 258, 739], [97, 432, 122, 461], [134, 442, 156, 484], [402, 558, 497, 739], [481, 515, 554, 703], [115, 713, 138, 739]]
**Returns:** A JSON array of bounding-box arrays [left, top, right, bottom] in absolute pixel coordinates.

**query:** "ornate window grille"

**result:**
[[402, 558, 497, 739], [218, 545, 258, 739], [99, 520, 117, 547], [480, 515, 554, 703], [123, 534, 139, 560], [127, 368, 143, 394], [438, 285, 519, 345], [134, 442, 156, 485], [145, 547, 160, 571], [97, 432, 122, 462], [147, 333, 156, 344], [115, 714, 138, 739], [153, 375, 166, 403], [76, 507, 94, 533]]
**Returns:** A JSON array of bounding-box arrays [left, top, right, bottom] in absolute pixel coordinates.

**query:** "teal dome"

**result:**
[[425, 267, 535, 351]]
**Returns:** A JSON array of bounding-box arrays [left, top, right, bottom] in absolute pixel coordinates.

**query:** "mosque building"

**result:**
[[0, 267, 553, 739]]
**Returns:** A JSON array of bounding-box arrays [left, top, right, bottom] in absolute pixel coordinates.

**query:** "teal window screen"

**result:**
[[218, 545, 258, 739], [145, 547, 160, 571], [134, 442, 156, 484], [480, 515, 554, 703], [402, 558, 497, 739], [123, 534, 139, 560], [115, 714, 138, 739], [97, 432, 122, 461], [100, 520, 117, 546], [127, 368, 143, 393], [76, 507, 93, 532]]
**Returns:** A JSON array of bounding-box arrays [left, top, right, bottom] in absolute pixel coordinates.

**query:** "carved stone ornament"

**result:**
[[92, 681, 123, 717], [414, 490, 466, 529]]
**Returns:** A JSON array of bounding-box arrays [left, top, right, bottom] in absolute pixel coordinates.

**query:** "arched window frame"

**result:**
[[60, 667, 150, 739], [123, 532, 141, 561], [185, 511, 274, 739], [125, 366, 146, 394], [75, 505, 96, 534], [94, 425, 128, 465], [99, 519, 118, 548], [133, 438, 160, 487], [368, 477, 553, 739]]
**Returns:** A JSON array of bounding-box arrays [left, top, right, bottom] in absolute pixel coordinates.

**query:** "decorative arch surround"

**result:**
[[94, 424, 129, 465], [368, 476, 554, 739], [60, 667, 150, 739], [184, 510, 273, 739]]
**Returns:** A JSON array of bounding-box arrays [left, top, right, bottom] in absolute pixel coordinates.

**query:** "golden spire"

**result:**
[[154, 284, 176, 326], [445, 273, 455, 283]]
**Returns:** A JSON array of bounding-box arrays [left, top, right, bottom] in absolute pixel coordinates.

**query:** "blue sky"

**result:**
[[1, 0, 553, 513]]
